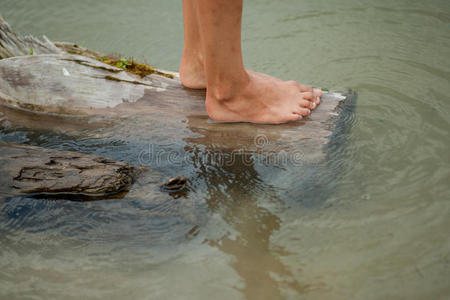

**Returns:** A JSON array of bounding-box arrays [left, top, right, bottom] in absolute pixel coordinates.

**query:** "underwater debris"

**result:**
[[161, 175, 188, 192]]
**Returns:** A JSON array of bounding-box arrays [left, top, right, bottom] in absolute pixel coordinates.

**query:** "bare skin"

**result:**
[[180, 0, 322, 124]]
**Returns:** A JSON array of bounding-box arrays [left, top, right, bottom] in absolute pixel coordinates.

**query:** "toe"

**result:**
[[299, 99, 316, 109], [288, 113, 303, 122], [299, 99, 311, 108], [313, 88, 322, 97], [313, 88, 322, 104], [294, 107, 311, 117], [300, 91, 314, 101]]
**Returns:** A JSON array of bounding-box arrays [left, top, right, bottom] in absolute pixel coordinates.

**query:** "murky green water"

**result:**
[[1, 0, 449, 299]]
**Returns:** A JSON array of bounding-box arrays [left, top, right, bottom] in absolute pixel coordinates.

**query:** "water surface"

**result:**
[[0, 0, 449, 299]]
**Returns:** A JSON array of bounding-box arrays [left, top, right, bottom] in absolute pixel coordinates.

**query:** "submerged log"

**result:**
[[0, 142, 146, 199]]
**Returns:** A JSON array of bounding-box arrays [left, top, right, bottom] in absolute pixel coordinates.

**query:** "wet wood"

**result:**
[[0, 142, 146, 199]]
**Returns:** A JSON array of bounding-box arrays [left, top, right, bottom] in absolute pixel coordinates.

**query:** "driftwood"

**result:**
[[0, 15, 61, 59], [0, 50, 354, 161], [0, 142, 145, 199], [0, 16, 356, 201]]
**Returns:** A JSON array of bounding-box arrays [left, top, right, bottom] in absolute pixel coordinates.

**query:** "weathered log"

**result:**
[[0, 52, 354, 161], [0, 15, 61, 59], [0, 142, 146, 199], [0, 16, 357, 254], [0, 16, 356, 165]]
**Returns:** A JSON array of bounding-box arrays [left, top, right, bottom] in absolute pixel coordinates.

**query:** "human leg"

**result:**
[[179, 0, 206, 89], [196, 0, 318, 123], [180, 0, 321, 103]]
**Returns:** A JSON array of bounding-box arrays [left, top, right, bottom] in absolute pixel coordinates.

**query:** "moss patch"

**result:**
[[54, 42, 174, 79], [98, 55, 174, 79]]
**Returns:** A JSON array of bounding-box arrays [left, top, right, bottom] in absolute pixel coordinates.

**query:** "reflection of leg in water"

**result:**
[[208, 199, 309, 299], [188, 147, 308, 298], [180, 0, 322, 124]]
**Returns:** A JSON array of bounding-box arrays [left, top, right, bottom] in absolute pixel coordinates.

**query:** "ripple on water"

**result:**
[[0, 192, 207, 251], [0, 0, 449, 298]]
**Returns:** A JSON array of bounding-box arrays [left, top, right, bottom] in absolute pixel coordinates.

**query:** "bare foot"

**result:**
[[248, 71, 322, 106], [205, 71, 317, 124], [179, 55, 322, 106]]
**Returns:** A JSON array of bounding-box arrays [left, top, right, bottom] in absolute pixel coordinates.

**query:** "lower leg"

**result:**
[[196, 0, 248, 99], [197, 0, 316, 123], [180, 0, 321, 103], [180, 0, 206, 89]]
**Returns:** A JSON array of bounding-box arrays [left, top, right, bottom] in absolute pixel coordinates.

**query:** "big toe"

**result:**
[[300, 91, 315, 101], [313, 88, 322, 96], [313, 88, 322, 104]]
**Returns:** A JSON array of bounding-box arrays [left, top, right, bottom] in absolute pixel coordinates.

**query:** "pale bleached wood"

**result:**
[[0, 15, 61, 59]]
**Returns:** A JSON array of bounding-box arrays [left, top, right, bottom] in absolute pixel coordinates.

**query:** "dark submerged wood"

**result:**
[[0, 142, 146, 199]]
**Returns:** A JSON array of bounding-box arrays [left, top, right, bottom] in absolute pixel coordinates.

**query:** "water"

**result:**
[[1, 0, 449, 299]]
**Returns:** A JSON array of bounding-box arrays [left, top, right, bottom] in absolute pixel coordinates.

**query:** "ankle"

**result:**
[[207, 70, 250, 101], [181, 48, 204, 67]]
